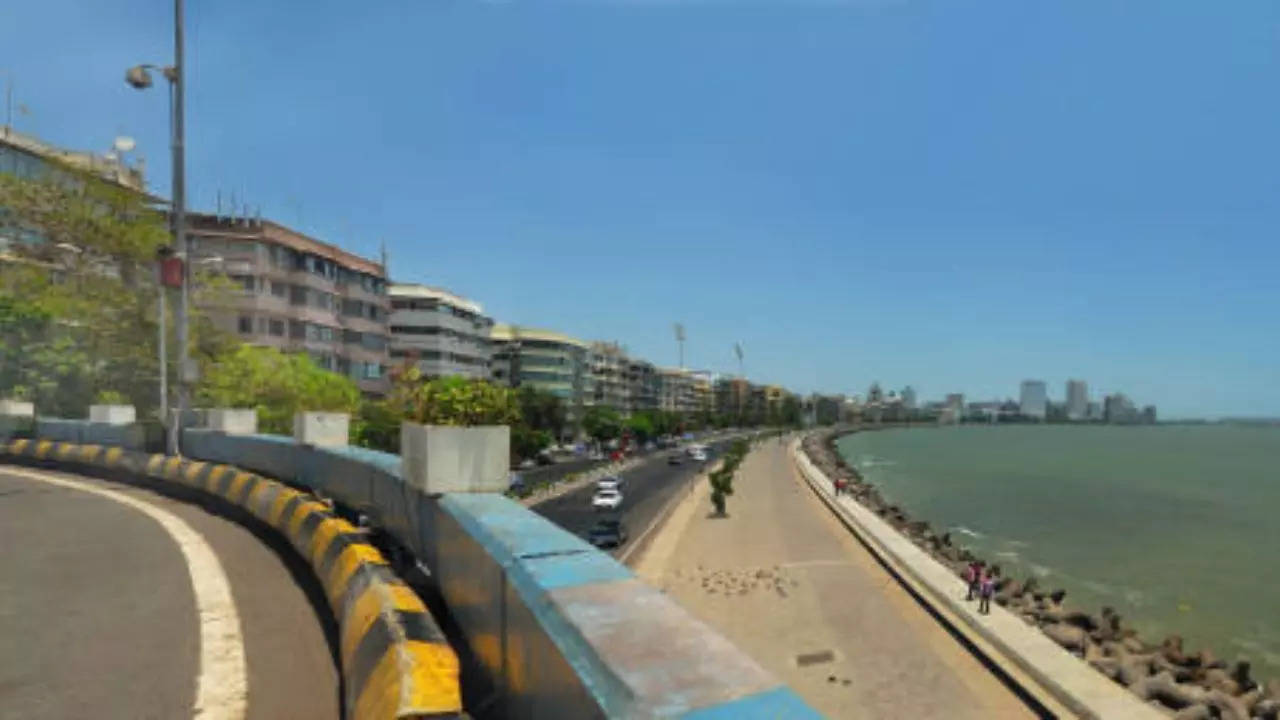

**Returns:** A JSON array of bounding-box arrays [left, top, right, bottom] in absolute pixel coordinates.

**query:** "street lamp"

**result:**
[[126, 0, 189, 456]]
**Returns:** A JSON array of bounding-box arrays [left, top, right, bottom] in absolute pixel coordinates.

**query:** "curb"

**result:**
[[789, 438, 1165, 720], [2, 438, 463, 720]]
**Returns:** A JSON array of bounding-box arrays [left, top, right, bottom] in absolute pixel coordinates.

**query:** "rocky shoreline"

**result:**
[[801, 426, 1279, 720]]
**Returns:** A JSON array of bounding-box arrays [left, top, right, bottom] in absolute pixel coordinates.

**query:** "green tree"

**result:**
[[625, 411, 655, 443], [780, 395, 802, 427], [0, 170, 232, 417], [196, 345, 361, 434], [517, 386, 567, 439], [582, 405, 623, 443]]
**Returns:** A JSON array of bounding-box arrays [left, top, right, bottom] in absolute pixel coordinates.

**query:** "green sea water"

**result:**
[[835, 424, 1280, 679]]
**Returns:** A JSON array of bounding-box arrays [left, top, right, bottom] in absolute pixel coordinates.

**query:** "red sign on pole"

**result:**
[[159, 257, 184, 288]]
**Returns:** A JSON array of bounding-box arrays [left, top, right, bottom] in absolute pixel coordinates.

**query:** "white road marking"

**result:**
[[5, 466, 248, 720]]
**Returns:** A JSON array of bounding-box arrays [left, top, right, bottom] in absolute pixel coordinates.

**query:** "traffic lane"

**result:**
[[0, 466, 341, 720], [529, 442, 732, 556], [0, 467, 200, 720]]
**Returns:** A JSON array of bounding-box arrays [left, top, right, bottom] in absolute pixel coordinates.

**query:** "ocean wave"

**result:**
[[1121, 588, 1146, 607], [1004, 539, 1031, 549], [1080, 580, 1114, 597], [1029, 563, 1052, 578], [995, 550, 1020, 561], [951, 525, 984, 539]]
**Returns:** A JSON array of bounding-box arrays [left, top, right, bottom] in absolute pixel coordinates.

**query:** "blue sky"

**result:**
[[4, 0, 1278, 417]]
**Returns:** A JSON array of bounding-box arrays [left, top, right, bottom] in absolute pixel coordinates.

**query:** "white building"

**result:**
[[1020, 380, 1048, 420], [388, 284, 494, 380], [1066, 379, 1088, 421]]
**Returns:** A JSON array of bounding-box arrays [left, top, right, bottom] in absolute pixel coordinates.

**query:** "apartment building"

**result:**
[[185, 213, 391, 395], [657, 367, 704, 414], [388, 284, 493, 380], [586, 341, 630, 412], [490, 324, 587, 436], [625, 357, 660, 414]]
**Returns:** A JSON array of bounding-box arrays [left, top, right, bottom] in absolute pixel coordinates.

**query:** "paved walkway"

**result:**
[[635, 439, 1037, 719]]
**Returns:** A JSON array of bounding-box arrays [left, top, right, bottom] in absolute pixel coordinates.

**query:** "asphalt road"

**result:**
[[529, 439, 737, 562], [0, 465, 340, 720]]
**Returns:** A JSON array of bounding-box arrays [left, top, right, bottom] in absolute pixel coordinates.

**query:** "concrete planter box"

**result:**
[[89, 404, 136, 425], [0, 400, 35, 417], [400, 423, 510, 494], [294, 412, 350, 447], [206, 408, 258, 436]]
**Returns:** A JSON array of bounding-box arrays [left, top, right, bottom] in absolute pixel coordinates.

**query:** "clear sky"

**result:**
[[4, 0, 1278, 417]]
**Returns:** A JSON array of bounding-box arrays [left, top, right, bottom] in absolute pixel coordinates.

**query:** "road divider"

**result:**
[[1, 438, 463, 720]]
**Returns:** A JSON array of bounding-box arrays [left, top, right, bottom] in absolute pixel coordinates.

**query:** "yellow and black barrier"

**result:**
[[2, 438, 463, 720]]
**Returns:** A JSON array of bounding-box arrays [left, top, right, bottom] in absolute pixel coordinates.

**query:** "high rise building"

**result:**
[[1020, 380, 1048, 420], [901, 386, 917, 410], [657, 367, 700, 414], [388, 284, 493, 380], [489, 324, 587, 437], [585, 341, 630, 412], [1104, 393, 1139, 424], [185, 213, 391, 395], [1066, 379, 1088, 421]]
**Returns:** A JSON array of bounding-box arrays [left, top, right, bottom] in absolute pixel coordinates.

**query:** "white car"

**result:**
[[690, 450, 708, 462], [598, 474, 625, 489], [597, 478, 620, 493], [592, 489, 623, 511]]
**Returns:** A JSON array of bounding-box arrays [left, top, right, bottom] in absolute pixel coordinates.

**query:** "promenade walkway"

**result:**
[[634, 438, 1038, 719]]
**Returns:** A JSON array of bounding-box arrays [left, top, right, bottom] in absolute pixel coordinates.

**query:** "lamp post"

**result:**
[[127, 0, 189, 456]]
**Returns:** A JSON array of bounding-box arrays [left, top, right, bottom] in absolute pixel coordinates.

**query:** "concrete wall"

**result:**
[[178, 428, 818, 719], [33, 418, 154, 451]]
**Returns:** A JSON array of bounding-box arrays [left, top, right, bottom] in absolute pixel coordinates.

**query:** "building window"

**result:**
[[290, 285, 307, 305], [271, 281, 287, 298], [230, 274, 256, 293], [238, 315, 253, 334], [268, 319, 285, 337]]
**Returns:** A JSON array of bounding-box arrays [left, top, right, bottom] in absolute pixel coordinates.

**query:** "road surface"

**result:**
[[529, 440, 735, 561], [0, 464, 340, 720]]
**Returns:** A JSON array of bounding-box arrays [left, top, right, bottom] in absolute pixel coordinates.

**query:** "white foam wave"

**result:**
[[952, 525, 984, 539]]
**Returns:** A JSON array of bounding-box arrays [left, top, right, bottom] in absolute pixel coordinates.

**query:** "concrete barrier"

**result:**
[[34, 417, 153, 450], [0, 438, 463, 720], [176, 428, 820, 718], [790, 438, 1164, 720]]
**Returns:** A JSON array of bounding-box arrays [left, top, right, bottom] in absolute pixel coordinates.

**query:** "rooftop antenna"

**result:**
[[673, 323, 685, 369], [734, 342, 744, 378], [215, 189, 222, 219], [380, 239, 389, 276]]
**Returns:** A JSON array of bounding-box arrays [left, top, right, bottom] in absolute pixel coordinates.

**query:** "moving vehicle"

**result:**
[[592, 488, 623, 511], [598, 474, 625, 490], [587, 519, 629, 548], [690, 449, 708, 463], [667, 452, 682, 465]]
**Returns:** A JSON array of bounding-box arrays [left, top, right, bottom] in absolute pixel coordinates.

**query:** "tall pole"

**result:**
[[169, 0, 189, 456], [158, 275, 168, 422]]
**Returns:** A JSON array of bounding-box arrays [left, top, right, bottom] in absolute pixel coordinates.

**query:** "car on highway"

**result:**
[[597, 474, 624, 490], [667, 452, 682, 465], [586, 519, 629, 548], [592, 488, 623, 511], [690, 449, 708, 463]]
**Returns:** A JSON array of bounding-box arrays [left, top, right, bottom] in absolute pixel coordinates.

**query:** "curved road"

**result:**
[[0, 465, 340, 720]]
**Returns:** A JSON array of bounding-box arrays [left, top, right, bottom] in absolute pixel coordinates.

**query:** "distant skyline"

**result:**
[[4, 1, 1278, 418]]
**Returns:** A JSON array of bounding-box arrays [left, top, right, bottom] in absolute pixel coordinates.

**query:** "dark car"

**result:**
[[667, 452, 682, 465], [587, 519, 628, 548]]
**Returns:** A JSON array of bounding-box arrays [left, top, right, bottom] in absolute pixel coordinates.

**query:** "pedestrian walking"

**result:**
[[978, 569, 995, 614]]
